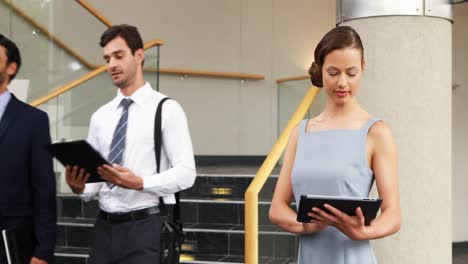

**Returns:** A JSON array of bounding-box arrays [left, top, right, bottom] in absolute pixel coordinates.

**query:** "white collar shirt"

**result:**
[[80, 82, 196, 213], [0, 90, 11, 121]]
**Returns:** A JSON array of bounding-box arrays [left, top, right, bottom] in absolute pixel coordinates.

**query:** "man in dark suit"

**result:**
[[0, 35, 56, 264]]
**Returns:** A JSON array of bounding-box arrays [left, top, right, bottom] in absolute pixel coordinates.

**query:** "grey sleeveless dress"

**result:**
[[291, 118, 380, 264]]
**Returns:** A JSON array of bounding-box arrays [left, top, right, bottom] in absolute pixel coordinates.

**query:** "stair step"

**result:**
[[57, 197, 292, 226], [196, 165, 279, 177], [58, 217, 94, 226], [180, 254, 294, 264], [181, 198, 275, 205], [54, 165, 290, 262], [54, 246, 88, 264], [53, 248, 296, 264], [57, 177, 279, 204], [181, 175, 277, 200], [57, 218, 297, 259], [57, 217, 292, 235], [56, 164, 280, 202], [184, 223, 291, 235], [55, 246, 88, 257]]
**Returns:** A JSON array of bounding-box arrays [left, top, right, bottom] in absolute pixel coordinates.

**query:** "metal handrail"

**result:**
[[76, 0, 265, 80], [2, 0, 263, 82], [75, 0, 113, 27], [0, 0, 96, 68], [29, 40, 162, 107], [244, 85, 320, 264], [276, 75, 309, 84]]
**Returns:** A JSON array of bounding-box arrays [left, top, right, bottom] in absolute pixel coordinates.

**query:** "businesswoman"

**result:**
[[269, 26, 401, 263]]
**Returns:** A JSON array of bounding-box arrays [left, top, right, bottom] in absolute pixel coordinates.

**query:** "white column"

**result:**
[[337, 1, 452, 263]]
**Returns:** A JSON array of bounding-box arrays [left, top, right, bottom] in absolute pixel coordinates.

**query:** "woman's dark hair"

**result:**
[[0, 34, 22, 82], [100, 24, 144, 65], [308, 26, 364, 87]]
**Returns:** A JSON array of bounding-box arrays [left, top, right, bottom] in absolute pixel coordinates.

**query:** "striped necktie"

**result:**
[[107, 98, 133, 188]]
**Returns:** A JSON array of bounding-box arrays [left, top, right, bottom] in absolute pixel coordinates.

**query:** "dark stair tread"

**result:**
[[57, 218, 293, 235], [58, 217, 95, 226], [54, 246, 89, 257], [180, 197, 283, 204], [53, 248, 297, 263], [185, 223, 292, 235], [196, 165, 279, 177], [181, 254, 232, 263], [57, 196, 282, 205], [180, 254, 295, 264], [56, 196, 278, 203]]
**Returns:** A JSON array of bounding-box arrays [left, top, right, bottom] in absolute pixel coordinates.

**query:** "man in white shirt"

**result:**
[[65, 24, 196, 264]]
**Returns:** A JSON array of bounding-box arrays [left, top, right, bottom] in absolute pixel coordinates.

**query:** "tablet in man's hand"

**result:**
[[46, 140, 109, 183]]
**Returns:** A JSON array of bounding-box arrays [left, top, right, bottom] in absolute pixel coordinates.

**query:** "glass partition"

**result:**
[[0, 1, 161, 193], [9, 0, 107, 67], [1, 0, 92, 101], [0, 2, 11, 34], [277, 79, 326, 137]]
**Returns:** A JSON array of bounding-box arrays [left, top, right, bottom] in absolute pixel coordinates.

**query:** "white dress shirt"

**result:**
[[80, 82, 196, 213], [0, 90, 11, 121]]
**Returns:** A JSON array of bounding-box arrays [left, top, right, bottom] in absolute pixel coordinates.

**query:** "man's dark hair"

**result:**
[[0, 34, 22, 82], [100, 24, 144, 59]]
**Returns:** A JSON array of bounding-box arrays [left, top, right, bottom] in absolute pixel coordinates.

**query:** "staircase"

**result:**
[[54, 165, 298, 263]]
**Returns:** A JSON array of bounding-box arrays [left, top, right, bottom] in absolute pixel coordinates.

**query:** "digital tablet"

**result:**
[[297, 195, 382, 226], [46, 140, 109, 183]]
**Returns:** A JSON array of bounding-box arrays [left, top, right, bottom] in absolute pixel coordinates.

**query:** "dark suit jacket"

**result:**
[[0, 94, 56, 262]]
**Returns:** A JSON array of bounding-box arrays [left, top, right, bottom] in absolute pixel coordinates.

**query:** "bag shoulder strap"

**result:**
[[155, 97, 170, 174], [154, 97, 181, 224]]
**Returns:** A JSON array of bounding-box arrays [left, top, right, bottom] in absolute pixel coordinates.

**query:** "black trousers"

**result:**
[[88, 213, 160, 264]]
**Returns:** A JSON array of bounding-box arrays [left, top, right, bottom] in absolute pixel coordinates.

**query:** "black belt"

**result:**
[[99, 206, 159, 224]]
